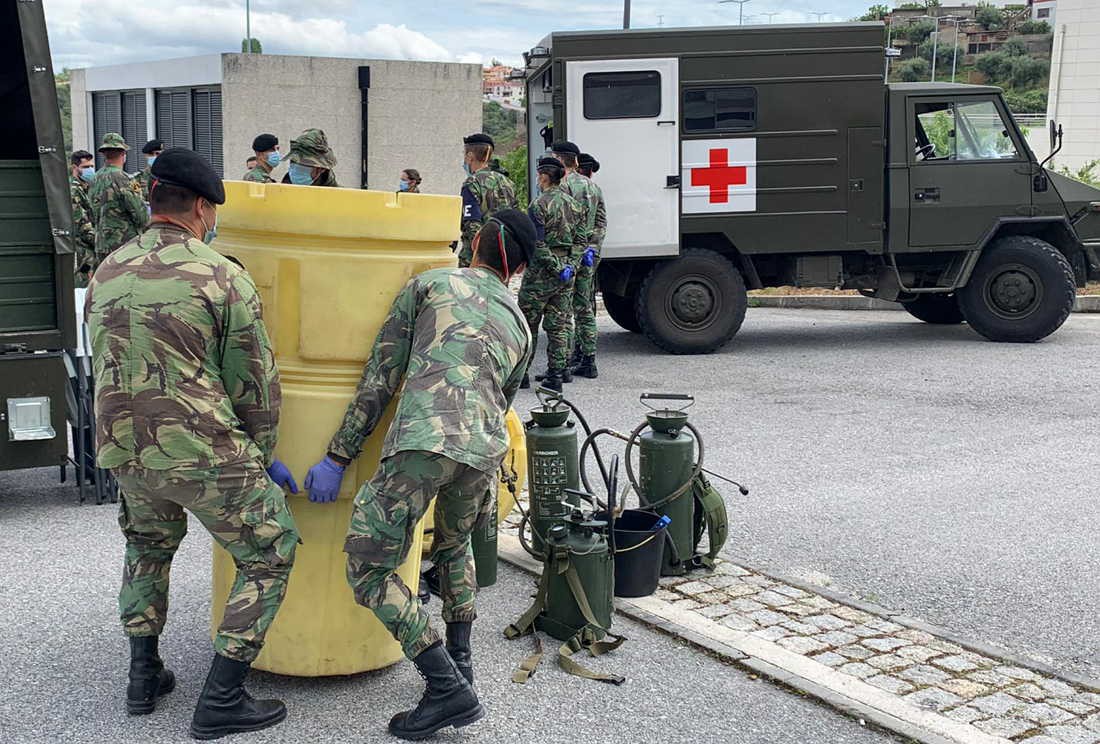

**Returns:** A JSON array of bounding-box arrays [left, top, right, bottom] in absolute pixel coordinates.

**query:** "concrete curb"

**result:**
[[747, 295, 1100, 313], [497, 534, 1009, 744]]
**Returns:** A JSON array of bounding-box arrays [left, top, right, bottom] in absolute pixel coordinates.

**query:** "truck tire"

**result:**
[[957, 236, 1075, 343], [637, 248, 747, 354], [902, 294, 965, 324], [602, 291, 642, 333]]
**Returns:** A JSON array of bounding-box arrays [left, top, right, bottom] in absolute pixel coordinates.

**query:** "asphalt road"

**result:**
[[514, 309, 1100, 680], [0, 466, 893, 744]]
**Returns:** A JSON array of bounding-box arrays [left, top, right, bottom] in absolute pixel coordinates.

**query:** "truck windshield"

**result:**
[[914, 100, 1019, 162]]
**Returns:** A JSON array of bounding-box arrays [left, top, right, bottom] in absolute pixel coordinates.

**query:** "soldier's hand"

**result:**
[[559, 264, 575, 282], [582, 247, 596, 267], [266, 460, 300, 494], [304, 456, 346, 503]]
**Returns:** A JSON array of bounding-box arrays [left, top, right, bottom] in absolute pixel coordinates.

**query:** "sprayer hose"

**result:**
[[624, 420, 705, 512]]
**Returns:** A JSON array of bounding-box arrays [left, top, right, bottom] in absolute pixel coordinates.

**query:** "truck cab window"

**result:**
[[583, 71, 661, 119], [683, 87, 756, 132], [914, 100, 1018, 162]]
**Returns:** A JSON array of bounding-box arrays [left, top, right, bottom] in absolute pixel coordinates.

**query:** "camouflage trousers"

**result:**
[[517, 260, 575, 372], [345, 450, 495, 660], [572, 255, 600, 356], [457, 240, 474, 269], [112, 461, 300, 663]]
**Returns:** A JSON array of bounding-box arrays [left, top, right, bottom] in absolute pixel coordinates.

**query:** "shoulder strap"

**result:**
[[691, 473, 729, 567]]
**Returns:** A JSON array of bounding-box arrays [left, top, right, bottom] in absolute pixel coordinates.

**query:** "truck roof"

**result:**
[[546, 20, 883, 44], [888, 82, 1004, 95]]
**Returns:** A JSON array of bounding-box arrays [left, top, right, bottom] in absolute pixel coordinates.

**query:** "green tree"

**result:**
[[858, 4, 890, 21], [55, 69, 72, 153], [917, 38, 963, 68], [500, 146, 529, 208], [895, 57, 929, 82], [895, 20, 934, 43], [1016, 20, 1051, 35], [999, 37, 1029, 57], [1008, 55, 1048, 88], [1003, 88, 1048, 113], [975, 3, 1003, 30], [241, 37, 262, 53], [975, 50, 1012, 82], [482, 101, 518, 147]]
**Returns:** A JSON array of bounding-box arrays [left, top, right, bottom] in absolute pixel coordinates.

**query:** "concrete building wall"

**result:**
[[220, 54, 481, 194], [1047, 0, 1100, 171], [69, 68, 89, 152]]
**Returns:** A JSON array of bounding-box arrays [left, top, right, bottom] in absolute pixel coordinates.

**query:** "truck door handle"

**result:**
[[914, 187, 940, 202], [666, 175, 681, 189]]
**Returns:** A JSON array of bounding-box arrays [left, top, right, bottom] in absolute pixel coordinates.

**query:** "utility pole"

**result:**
[[930, 24, 939, 82], [658, 14, 664, 27], [810, 11, 828, 22], [719, 0, 752, 25], [762, 12, 779, 23], [245, 0, 251, 53], [623, 0, 631, 29]]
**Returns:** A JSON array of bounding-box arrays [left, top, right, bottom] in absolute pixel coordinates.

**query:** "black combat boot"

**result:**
[[127, 635, 176, 715], [572, 355, 598, 379], [190, 654, 287, 740], [535, 367, 572, 385], [445, 621, 473, 685], [388, 642, 484, 740], [567, 346, 583, 370], [538, 368, 564, 393]]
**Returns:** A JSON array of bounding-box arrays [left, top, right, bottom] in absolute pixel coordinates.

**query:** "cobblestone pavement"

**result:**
[[504, 505, 1100, 744]]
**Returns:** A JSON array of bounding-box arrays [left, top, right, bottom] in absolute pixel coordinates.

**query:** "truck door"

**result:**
[[907, 96, 1032, 248], [565, 58, 679, 258]]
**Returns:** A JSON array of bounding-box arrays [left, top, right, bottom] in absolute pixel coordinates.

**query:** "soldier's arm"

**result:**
[[460, 180, 484, 244], [119, 177, 148, 231], [220, 271, 281, 466], [501, 336, 534, 408], [326, 279, 419, 461], [526, 202, 558, 272], [592, 195, 608, 249]]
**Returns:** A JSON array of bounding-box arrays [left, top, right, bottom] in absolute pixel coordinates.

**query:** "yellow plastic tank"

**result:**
[[209, 181, 522, 676]]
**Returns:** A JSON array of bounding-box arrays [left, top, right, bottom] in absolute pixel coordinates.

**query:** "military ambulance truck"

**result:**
[[522, 23, 1100, 353], [0, 1, 78, 473]]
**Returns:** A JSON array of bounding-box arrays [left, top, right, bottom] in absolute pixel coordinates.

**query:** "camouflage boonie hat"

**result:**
[[287, 128, 337, 169], [98, 132, 129, 151]]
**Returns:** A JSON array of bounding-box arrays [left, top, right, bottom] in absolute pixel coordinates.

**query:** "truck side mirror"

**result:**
[[1049, 120, 1057, 151]]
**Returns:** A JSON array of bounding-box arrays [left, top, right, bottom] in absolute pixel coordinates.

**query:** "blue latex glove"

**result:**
[[559, 264, 575, 282], [304, 456, 346, 503], [266, 460, 299, 494], [582, 247, 596, 267]]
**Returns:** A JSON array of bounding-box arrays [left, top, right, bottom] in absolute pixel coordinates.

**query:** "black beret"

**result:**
[[463, 133, 494, 147], [141, 139, 163, 154], [578, 152, 600, 173], [493, 208, 537, 266], [550, 140, 580, 156], [536, 156, 564, 174], [252, 133, 279, 152], [150, 148, 225, 205]]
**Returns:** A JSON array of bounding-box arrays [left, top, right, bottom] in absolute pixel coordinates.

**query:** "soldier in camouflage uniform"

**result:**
[[518, 156, 583, 391], [569, 152, 607, 379], [282, 128, 339, 187], [243, 133, 280, 183], [85, 148, 299, 740], [304, 210, 535, 741], [89, 133, 147, 268], [133, 139, 162, 201], [457, 133, 517, 267], [69, 149, 97, 286]]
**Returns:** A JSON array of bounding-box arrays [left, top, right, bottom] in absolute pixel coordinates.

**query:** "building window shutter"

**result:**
[[121, 91, 147, 174]]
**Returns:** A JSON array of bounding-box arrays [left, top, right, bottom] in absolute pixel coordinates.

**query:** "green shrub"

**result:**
[[1016, 20, 1051, 35], [500, 146, 529, 208], [895, 57, 930, 82]]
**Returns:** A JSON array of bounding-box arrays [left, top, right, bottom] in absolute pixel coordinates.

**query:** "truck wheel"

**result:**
[[637, 248, 746, 354], [602, 291, 642, 333], [902, 294, 965, 324], [957, 236, 1075, 343]]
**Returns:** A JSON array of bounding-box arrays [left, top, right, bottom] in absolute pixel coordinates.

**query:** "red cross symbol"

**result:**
[[690, 148, 747, 203]]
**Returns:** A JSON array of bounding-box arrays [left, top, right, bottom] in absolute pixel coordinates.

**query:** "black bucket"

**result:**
[[598, 509, 667, 598]]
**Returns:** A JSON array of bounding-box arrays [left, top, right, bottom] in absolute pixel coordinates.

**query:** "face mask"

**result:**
[[398, 179, 410, 192], [199, 203, 218, 245], [266, 151, 282, 167], [146, 156, 157, 168], [462, 161, 473, 176], [288, 162, 314, 185], [79, 167, 95, 183]]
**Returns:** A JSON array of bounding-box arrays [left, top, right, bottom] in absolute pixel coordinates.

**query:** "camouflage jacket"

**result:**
[[86, 224, 281, 471], [70, 175, 97, 280], [460, 167, 518, 244], [89, 166, 147, 266], [588, 179, 608, 249], [527, 183, 583, 270], [328, 267, 532, 474], [561, 170, 600, 249], [134, 168, 152, 201], [243, 164, 275, 183]]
